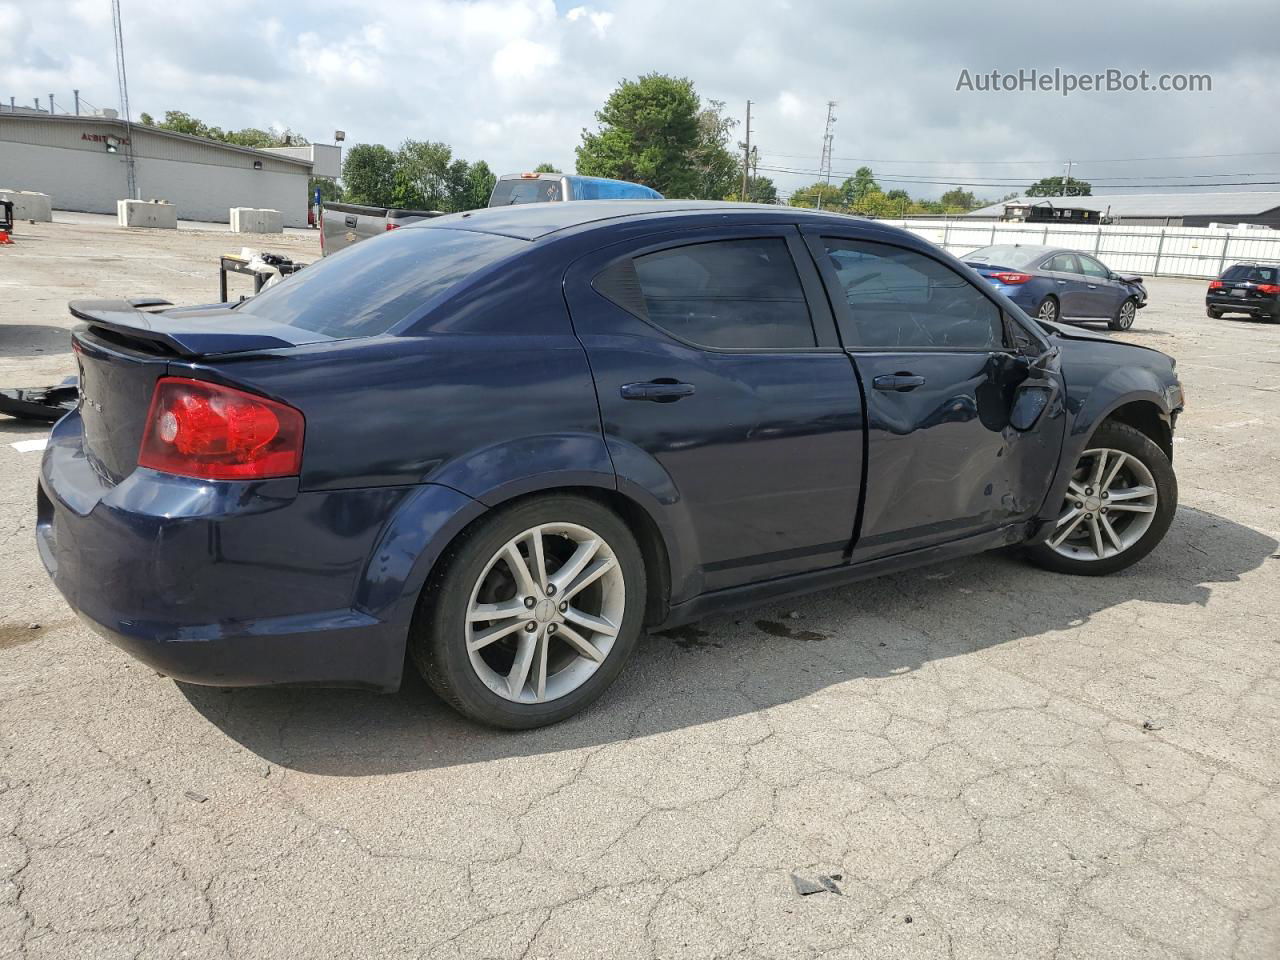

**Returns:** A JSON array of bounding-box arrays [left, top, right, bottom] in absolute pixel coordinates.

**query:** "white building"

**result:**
[[0, 113, 316, 227]]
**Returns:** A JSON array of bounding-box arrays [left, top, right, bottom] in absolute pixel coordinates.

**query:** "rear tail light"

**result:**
[[1208, 280, 1223, 290], [1257, 283, 1280, 295], [138, 377, 304, 480], [991, 272, 1033, 284], [385, 222, 400, 231]]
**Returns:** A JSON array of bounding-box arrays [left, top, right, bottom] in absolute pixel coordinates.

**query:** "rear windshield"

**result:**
[[965, 245, 1046, 269], [235, 227, 525, 338], [489, 178, 563, 206], [1221, 264, 1278, 283]]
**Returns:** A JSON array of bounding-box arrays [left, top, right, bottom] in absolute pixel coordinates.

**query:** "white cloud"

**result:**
[[2, 0, 1278, 198]]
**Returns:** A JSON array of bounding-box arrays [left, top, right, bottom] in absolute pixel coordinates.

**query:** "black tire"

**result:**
[[1108, 296, 1138, 331], [1206, 306, 1222, 319], [1035, 296, 1059, 324], [1024, 421, 1177, 577], [410, 494, 647, 729]]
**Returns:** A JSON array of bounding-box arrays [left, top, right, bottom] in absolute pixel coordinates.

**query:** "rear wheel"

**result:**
[[1206, 306, 1222, 319], [1025, 421, 1176, 576], [411, 495, 646, 729], [1036, 296, 1059, 324], [1109, 297, 1137, 331]]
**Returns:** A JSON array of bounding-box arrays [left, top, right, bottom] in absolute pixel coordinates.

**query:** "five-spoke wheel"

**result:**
[[411, 495, 645, 729], [1025, 421, 1177, 576]]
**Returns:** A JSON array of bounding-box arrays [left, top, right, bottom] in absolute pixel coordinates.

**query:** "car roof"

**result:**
[[416, 200, 863, 242]]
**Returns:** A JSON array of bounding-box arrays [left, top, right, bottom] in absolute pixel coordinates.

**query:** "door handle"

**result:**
[[1056, 279, 1067, 285], [1087, 284, 1098, 289], [872, 374, 926, 392], [620, 380, 696, 402]]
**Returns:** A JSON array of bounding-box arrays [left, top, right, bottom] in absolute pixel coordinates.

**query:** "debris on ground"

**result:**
[[791, 872, 843, 896], [183, 790, 209, 804]]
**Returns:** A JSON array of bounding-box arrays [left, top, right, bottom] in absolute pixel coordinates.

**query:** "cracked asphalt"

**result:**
[[2, 218, 1278, 959]]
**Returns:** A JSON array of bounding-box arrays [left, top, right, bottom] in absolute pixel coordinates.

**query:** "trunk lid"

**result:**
[[69, 299, 329, 484]]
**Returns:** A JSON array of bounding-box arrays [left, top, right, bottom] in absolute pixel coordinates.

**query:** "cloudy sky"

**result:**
[[3, 0, 1279, 201]]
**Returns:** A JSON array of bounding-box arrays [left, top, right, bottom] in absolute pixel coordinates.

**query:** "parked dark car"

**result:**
[[964, 244, 1147, 330], [1206, 262, 1280, 321], [39, 202, 1183, 729]]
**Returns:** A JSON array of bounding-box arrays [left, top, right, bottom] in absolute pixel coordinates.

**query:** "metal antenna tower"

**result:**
[[111, 0, 138, 199], [816, 101, 836, 210]]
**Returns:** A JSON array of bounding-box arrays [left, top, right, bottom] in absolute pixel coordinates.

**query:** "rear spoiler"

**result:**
[[69, 298, 303, 358]]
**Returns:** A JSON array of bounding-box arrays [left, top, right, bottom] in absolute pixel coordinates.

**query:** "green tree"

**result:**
[[939, 188, 978, 211], [533, 162, 561, 173], [789, 182, 845, 209], [341, 143, 398, 205], [1026, 176, 1092, 197], [141, 110, 307, 148], [392, 139, 453, 209], [462, 160, 497, 210], [690, 99, 740, 200], [576, 73, 702, 197]]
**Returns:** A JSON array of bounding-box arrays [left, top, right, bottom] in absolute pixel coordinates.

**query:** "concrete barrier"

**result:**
[[117, 199, 177, 229], [0, 190, 53, 222], [229, 207, 284, 234]]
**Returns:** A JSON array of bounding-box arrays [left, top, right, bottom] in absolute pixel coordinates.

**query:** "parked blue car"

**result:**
[[964, 244, 1147, 330], [39, 202, 1182, 728]]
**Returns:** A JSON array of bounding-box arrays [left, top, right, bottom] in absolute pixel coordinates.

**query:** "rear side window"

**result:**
[[823, 238, 1003, 350], [235, 228, 526, 337], [597, 238, 816, 349], [1046, 253, 1080, 273]]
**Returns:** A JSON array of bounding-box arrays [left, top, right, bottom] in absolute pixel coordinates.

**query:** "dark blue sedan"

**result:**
[[964, 244, 1147, 330], [39, 202, 1183, 728]]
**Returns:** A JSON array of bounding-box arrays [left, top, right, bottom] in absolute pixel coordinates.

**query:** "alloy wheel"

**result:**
[[465, 522, 625, 703], [1047, 447, 1158, 561], [1038, 299, 1058, 322], [1116, 299, 1136, 329]]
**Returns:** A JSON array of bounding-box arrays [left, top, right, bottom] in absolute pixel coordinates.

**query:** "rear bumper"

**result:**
[[38, 412, 415, 691], [1206, 294, 1279, 315]]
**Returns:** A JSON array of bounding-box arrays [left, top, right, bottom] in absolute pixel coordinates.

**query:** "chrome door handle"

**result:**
[[1056, 280, 1067, 285]]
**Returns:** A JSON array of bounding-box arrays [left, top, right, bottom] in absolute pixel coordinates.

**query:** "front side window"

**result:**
[[823, 238, 1003, 350], [1046, 253, 1080, 273], [597, 238, 817, 349], [1078, 256, 1110, 279]]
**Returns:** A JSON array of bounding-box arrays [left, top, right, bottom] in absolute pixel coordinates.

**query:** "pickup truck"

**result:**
[[320, 202, 444, 256]]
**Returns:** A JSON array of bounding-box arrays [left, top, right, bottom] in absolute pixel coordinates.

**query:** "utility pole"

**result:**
[[1064, 159, 1073, 195], [741, 100, 752, 201], [816, 101, 836, 211], [111, 0, 138, 199]]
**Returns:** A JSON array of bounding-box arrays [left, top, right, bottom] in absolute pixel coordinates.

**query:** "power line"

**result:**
[[756, 164, 1280, 190], [758, 150, 1280, 165]]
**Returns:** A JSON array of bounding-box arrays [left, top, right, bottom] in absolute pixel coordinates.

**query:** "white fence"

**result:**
[[877, 218, 1280, 280]]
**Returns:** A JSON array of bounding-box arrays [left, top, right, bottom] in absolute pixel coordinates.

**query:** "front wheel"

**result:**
[[1036, 296, 1059, 324], [1024, 421, 1177, 576], [410, 495, 647, 729], [1108, 297, 1137, 331]]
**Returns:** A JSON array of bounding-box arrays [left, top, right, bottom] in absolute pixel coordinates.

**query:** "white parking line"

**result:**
[[10, 438, 48, 452]]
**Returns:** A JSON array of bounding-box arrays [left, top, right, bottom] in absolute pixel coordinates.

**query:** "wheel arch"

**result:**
[[1103, 398, 1172, 461]]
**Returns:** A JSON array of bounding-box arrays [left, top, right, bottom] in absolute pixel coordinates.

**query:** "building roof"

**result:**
[[0, 112, 314, 169], [966, 191, 1280, 218]]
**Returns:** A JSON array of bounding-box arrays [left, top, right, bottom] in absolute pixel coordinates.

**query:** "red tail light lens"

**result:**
[[1208, 280, 1223, 290], [385, 222, 400, 231], [138, 377, 304, 480], [1257, 283, 1280, 294], [991, 272, 1033, 284]]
